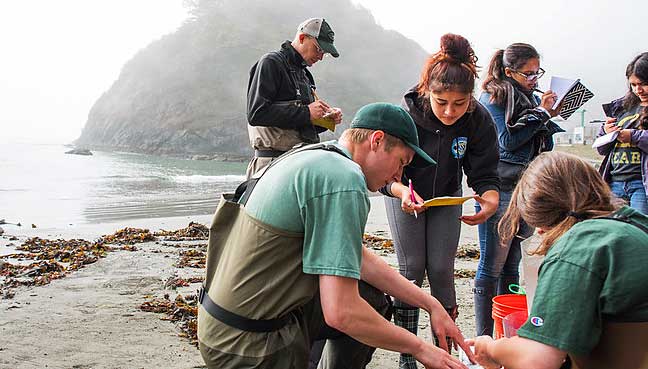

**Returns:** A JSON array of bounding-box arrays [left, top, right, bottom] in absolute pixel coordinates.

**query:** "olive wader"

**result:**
[[245, 48, 320, 179], [199, 143, 391, 369], [246, 118, 319, 179]]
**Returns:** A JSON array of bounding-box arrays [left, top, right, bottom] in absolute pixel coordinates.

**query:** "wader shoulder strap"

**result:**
[[235, 142, 348, 205]]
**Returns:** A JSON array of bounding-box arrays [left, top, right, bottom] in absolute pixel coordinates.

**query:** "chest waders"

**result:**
[[567, 215, 648, 369], [247, 52, 319, 178], [199, 143, 347, 330]]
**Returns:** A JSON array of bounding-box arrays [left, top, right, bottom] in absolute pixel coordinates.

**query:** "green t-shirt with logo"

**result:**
[[610, 105, 644, 181], [517, 206, 648, 356], [245, 141, 369, 279]]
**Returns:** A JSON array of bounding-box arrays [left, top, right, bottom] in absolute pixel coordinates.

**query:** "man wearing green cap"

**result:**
[[198, 103, 474, 369], [245, 18, 344, 178]]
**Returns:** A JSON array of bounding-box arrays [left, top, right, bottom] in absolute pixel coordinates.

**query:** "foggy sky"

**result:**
[[1, 0, 644, 143]]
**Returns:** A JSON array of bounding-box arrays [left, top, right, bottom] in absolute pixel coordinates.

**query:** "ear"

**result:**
[[504, 67, 513, 78], [298, 33, 307, 44], [369, 130, 385, 151]]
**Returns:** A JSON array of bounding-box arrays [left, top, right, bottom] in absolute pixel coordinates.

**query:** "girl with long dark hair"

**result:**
[[597, 52, 648, 214], [474, 43, 564, 337], [380, 34, 500, 368]]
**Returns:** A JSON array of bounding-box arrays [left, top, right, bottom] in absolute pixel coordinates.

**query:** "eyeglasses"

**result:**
[[311, 37, 324, 55], [512, 67, 545, 81]]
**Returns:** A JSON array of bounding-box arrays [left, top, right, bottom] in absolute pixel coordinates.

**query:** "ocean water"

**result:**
[[0, 141, 247, 228]]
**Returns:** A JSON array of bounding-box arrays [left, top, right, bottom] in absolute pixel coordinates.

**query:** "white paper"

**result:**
[[458, 347, 484, 369], [549, 76, 579, 110], [592, 131, 619, 149]]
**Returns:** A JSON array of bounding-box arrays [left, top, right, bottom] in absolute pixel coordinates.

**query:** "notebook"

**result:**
[[549, 76, 594, 120]]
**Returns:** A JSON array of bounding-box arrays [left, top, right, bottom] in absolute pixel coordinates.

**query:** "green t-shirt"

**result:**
[[517, 206, 648, 356], [245, 141, 369, 280]]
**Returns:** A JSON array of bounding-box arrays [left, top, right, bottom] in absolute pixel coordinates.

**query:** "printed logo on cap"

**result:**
[[451, 137, 468, 159], [530, 316, 544, 327]]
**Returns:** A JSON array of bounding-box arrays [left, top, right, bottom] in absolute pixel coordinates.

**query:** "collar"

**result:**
[[280, 41, 307, 68]]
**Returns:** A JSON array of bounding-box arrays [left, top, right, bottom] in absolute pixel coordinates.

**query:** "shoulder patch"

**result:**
[[451, 137, 468, 159]]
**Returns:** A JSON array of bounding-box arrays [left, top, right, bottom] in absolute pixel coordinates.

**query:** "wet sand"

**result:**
[[0, 196, 481, 369]]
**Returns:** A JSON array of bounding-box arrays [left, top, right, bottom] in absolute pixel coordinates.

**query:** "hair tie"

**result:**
[[566, 211, 587, 221]]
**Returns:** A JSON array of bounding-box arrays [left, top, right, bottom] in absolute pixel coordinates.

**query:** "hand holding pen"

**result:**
[[408, 179, 418, 218]]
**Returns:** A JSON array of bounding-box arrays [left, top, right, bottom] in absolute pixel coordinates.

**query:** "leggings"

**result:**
[[385, 196, 461, 309]]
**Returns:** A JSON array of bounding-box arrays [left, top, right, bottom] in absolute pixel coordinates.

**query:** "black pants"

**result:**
[[307, 281, 393, 369]]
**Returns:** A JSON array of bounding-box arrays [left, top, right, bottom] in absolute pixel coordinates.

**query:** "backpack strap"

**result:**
[[234, 142, 349, 205], [597, 214, 648, 235]]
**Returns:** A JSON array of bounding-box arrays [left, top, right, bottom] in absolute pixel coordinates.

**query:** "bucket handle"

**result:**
[[508, 283, 526, 295]]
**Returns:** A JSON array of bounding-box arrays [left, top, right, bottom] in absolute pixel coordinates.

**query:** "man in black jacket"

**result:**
[[246, 18, 343, 178]]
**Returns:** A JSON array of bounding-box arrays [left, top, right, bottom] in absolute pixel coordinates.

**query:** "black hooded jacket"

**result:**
[[380, 86, 500, 199], [246, 41, 326, 143]]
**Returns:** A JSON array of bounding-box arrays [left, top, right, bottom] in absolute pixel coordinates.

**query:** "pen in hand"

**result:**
[[408, 179, 418, 219]]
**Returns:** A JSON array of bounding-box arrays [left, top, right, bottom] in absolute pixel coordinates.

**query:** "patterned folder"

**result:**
[[559, 81, 594, 119], [549, 76, 594, 120]]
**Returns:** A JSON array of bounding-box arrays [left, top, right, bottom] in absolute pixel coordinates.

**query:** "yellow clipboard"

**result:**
[[312, 117, 336, 132], [423, 196, 475, 207], [311, 88, 337, 132]]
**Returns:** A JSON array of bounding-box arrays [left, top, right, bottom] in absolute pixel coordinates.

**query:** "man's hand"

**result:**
[[426, 300, 474, 363], [324, 107, 343, 124], [309, 100, 332, 120], [412, 341, 468, 369]]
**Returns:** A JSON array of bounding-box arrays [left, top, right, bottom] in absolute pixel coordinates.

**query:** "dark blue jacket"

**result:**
[[478, 92, 564, 166]]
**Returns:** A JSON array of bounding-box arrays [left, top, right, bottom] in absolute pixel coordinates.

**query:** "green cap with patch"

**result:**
[[351, 103, 436, 166], [298, 18, 339, 58]]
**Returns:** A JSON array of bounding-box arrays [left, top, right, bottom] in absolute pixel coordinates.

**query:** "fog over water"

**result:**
[[1, 0, 644, 143]]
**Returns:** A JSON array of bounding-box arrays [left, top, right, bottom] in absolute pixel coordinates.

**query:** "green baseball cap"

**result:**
[[298, 18, 339, 58], [351, 103, 436, 166]]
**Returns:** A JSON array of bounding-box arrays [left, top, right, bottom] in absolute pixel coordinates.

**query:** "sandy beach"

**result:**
[[0, 196, 481, 369]]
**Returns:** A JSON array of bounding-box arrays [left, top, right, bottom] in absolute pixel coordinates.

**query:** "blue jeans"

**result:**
[[610, 179, 648, 215], [475, 190, 533, 282]]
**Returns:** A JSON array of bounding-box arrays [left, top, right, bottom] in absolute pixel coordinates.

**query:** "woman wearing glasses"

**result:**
[[379, 34, 500, 368], [474, 43, 564, 337]]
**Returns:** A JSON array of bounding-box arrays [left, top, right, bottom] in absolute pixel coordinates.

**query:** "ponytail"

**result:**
[[481, 49, 507, 105], [482, 43, 540, 106]]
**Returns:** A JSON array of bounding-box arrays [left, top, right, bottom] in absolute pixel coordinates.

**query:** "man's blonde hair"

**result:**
[[340, 128, 405, 151]]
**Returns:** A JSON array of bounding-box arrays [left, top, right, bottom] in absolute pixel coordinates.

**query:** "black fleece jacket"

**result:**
[[246, 41, 325, 142], [381, 86, 500, 199]]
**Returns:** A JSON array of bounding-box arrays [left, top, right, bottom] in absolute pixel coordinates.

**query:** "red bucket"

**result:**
[[492, 294, 527, 339]]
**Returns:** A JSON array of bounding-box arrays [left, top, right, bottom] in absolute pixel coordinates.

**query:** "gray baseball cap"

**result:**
[[297, 18, 339, 58]]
